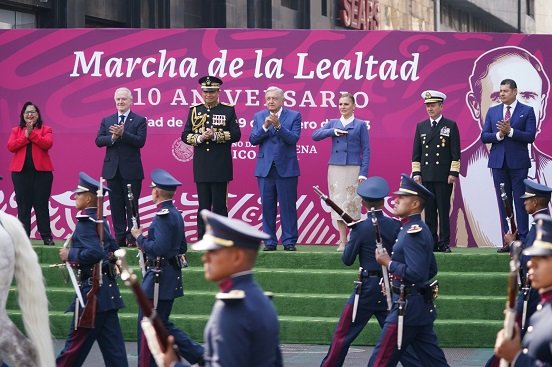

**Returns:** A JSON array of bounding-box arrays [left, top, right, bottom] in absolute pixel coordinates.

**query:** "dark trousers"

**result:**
[[423, 181, 453, 247], [368, 319, 448, 367], [56, 309, 128, 367], [258, 167, 298, 246], [491, 167, 529, 241], [321, 282, 421, 367], [11, 169, 53, 239], [195, 181, 228, 239], [137, 299, 204, 366], [107, 171, 141, 243]]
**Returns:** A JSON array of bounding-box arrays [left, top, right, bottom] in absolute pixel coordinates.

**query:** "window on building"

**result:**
[[0, 9, 35, 29], [282, 0, 299, 11], [321, 0, 327, 16], [526, 0, 534, 17]]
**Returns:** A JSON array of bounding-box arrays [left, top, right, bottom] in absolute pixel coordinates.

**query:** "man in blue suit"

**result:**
[[96, 87, 147, 248], [249, 86, 302, 251], [481, 79, 537, 250]]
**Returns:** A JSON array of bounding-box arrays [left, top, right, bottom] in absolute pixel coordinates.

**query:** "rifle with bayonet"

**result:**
[[127, 183, 146, 276], [351, 267, 363, 323], [78, 177, 105, 328], [370, 207, 393, 311], [313, 186, 355, 224], [499, 241, 522, 367], [115, 249, 177, 358], [500, 183, 518, 239]]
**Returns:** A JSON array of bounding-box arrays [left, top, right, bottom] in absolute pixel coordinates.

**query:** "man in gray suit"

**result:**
[[95, 87, 147, 247]]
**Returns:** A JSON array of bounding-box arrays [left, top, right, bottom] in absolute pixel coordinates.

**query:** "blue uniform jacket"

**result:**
[[388, 214, 438, 326], [516, 208, 550, 331], [95, 111, 147, 180], [204, 272, 282, 367], [341, 210, 401, 311], [67, 207, 124, 313], [481, 102, 536, 170], [311, 118, 370, 177], [513, 291, 552, 367], [249, 108, 301, 178], [136, 200, 186, 301]]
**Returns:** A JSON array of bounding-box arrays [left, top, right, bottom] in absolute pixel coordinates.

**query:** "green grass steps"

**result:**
[[7, 245, 510, 347]]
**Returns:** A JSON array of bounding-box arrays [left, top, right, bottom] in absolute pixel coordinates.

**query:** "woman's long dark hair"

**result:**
[[19, 101, 43, 128]]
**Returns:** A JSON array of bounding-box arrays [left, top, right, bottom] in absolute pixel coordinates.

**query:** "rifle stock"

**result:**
[[500, 183, 518, 237], [78, 177, 105, 328], [313, 185, 355, 224], [115, 249, 170, 352]]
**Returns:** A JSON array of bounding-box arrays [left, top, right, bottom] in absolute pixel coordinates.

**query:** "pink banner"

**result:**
[[1, 29, 551, 247]]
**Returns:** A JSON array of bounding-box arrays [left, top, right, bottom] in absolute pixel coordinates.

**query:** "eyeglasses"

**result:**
[[24, 111, 37, 115]]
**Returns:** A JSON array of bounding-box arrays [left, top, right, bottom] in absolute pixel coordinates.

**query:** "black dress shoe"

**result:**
[[283, 245, 297, 251], [497, 245, 510, 253], [263, 245, 277, 251], [43, 238, 55, 246], [439, 245, 452, 253]]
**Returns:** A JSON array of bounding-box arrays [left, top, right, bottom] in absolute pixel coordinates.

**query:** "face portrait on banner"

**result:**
[[456, 46, 552, 248]]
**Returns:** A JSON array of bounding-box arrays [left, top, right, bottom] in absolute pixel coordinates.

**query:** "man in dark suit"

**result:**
[[481, 79, 537, 250], [249, 86, 302, 251], [368, 174, 448, 367], [412, 90, 460, 253], [95, 87, 147, 247], [181, 76, 241, 240]]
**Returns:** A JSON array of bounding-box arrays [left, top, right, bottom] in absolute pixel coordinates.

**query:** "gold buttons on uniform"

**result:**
[[206, 148, 210, 151]]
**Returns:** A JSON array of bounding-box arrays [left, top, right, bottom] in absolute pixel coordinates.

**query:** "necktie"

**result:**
[[119, 115, 125, 124], [431, 120, 436, 128], [505, 105, 511, 121]]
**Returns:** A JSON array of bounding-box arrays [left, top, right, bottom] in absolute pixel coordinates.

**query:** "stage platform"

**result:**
[[7, 244, 509, 351]]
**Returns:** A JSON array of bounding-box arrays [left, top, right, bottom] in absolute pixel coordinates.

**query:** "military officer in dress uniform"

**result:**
[[131, 169, 204, 367], [181, 76, 242, 240], [159, 209, 282, 367], [321, 177, 421, 367], [494, 214, 552, 366], [486, 179, 552, 367], [412, 90, 460, 253], [368, 174, 449, 367], [56, 172, 128, 367]]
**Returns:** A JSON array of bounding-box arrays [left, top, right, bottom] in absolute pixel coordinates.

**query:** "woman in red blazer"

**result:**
[[7, 101, 55, 245]]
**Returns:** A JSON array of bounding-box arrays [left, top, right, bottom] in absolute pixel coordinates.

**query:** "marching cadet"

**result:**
[[131, 169, 204, 366], [411, 90, 460, 253], [486, 179, 552, 367], [159, 210, 282, 367], [321, 177, 421, 367], [181, 75, 241, 240], [56, 172, 128, 367], [368, 174, 448, 367], [494, 214, 552, 366]]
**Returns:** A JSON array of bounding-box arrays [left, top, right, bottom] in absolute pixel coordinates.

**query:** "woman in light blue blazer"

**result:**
[[312, 93, 370, 251]]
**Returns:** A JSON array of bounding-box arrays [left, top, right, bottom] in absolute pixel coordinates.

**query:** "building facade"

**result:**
[[0, 1, 549, 33]]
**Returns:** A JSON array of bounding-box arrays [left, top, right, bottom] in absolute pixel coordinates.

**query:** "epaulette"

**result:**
[[156, 208, 170, 216], [216, 290, 245, 303], [220, 102, 235, 107], [407, 224, 423, 234], [190, 103, 203, 108]]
